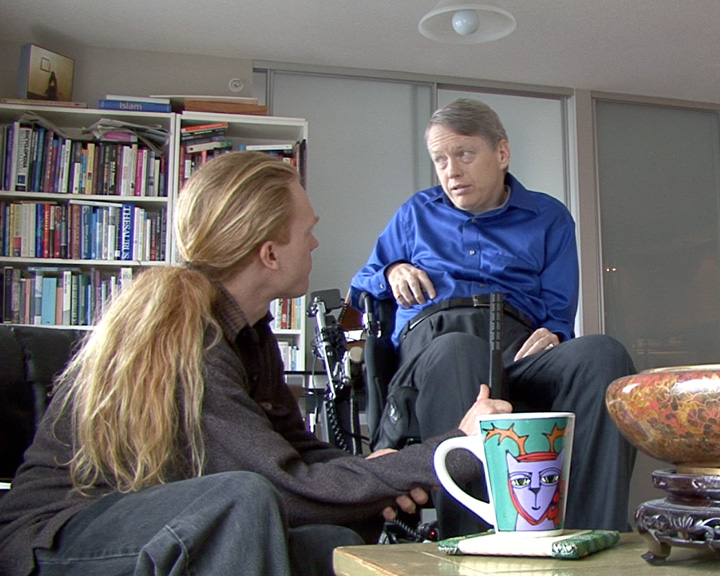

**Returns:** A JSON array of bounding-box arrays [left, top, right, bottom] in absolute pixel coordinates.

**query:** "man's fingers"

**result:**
[[395, 494, 416, 514]]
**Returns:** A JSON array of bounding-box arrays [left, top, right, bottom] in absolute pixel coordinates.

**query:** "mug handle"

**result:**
[[433, 436, 494, 525]]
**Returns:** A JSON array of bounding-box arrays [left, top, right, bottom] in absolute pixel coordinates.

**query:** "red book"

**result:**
[[42, 203, 52, 258]]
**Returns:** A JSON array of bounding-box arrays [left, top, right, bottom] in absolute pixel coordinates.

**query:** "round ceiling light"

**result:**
[[419, 3, 517, 44]]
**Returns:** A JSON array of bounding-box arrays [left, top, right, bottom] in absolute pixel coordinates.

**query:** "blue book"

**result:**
[[120, 203, 134, 260], [40, 275, 57, 325], [35, 203, 45, 258], [97, 99, 172, 113]]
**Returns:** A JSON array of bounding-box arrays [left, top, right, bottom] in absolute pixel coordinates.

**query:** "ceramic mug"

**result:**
[[434, 412, 575, 537]]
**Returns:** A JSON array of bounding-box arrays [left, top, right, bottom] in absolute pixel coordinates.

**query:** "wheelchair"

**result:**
[[306, 288, 507, 543], [306, 289, 402, 454]]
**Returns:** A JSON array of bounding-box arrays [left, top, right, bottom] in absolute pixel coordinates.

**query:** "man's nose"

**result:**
[[446, 157, 462, 178]]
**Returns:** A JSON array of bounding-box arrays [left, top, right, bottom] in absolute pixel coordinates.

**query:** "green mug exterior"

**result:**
[[434, 412, 575, 536]]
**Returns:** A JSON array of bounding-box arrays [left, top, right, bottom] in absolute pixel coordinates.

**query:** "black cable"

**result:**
[[324, 387, 350, 452]]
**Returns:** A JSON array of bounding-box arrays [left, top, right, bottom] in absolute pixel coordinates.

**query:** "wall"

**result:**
[[0, 40, 254, 105]]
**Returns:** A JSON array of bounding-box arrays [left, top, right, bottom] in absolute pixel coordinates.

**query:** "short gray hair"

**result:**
[[426, 98, 508, 149]]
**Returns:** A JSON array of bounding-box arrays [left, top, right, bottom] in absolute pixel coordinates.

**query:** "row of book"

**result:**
[[1, 200, 167, 262], [1, 120, 168, 196], [270, 297, 304, 331], [178, 121, 307, 189], [278, 341, 301, 372], [97, 94, 172, 114], [95, 95, 269, 116], [1, 265, 132, 326]]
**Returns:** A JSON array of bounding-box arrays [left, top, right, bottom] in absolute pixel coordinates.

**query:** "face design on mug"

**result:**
[[485, 423, 567, 531], [506, 450, 563, 530]]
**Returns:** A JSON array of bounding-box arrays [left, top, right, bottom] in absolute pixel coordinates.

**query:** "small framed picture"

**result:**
[[18, 43, 75, 101]]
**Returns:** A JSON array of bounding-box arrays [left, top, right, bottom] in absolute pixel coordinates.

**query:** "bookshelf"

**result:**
[[176, 111, 309, 371], [0, 103, 174, 328], [0, 104, 310, 370]]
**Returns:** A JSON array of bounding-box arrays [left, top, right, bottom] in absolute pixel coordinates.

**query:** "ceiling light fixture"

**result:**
[[419, 2, 516, 44]]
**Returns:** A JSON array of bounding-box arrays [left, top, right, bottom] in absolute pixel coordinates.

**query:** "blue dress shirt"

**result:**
[[350, 173, 579, 346]]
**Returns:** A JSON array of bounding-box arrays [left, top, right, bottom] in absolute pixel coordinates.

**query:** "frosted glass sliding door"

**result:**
[[596, 101, 720, 370]]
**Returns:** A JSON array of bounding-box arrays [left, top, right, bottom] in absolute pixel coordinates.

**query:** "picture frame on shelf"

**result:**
[[18, 43, 75, 102]]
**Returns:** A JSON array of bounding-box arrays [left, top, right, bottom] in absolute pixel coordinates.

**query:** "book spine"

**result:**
[[104, 95, 170, 104], [62, 270, 72, 325], [40, 276, 57, 325], [85, 142, 96, 195], [97, 100, 172, 113], [14, 124, 32, 192], [120, 204, 134, 260]]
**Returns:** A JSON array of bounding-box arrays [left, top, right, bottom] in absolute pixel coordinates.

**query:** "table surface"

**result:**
[[333, 532, 720, 575]]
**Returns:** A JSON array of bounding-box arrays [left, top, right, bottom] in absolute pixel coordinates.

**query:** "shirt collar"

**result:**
[[425, 172, 540, 216], [213, 284, 250, 342]]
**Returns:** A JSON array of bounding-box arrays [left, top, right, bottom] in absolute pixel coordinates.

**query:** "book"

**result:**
[[152, 94, 259, 104], [120, 203, 134, 260], [40, 275, 57, 325], [97, 99, 172, 113], [437, 529, 620, 559], [184, 140, 233, 154], [104, 95, 171, 105], [0, 98, 87, 109], [180, 122, 229, 137], [61, 269, 72, 325], [182, 100, 267, 116], [244, 143, 295, 151], [151, 94, 260, 113], [14, 123, 32, 191]]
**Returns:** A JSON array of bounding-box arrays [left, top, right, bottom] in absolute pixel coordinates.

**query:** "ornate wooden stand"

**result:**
[[635, 468, 720, 563]]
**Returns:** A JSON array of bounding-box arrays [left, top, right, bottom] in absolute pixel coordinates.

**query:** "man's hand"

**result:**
[[514, 327, 559, 361], [386, 263, 436, 307], [366, 448, 430, 520], [458, 384, 512, 435]]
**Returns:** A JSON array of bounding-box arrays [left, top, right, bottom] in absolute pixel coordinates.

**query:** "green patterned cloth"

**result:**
[[438, 529, 621, 559]]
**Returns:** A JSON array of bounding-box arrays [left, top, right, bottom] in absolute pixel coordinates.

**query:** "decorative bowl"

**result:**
[[605, 365, 720, 474]]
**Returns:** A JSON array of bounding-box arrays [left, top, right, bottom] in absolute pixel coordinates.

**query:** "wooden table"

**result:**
[[334, 533, 719, 575]]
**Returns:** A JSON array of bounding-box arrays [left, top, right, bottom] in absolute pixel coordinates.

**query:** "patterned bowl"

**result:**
[[605, 365, 720, 474]]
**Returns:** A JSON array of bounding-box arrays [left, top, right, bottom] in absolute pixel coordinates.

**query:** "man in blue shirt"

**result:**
[[350, 98, 636, 538]]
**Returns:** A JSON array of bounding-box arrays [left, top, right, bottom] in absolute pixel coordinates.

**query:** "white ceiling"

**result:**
[[3, 0, 720, 104]]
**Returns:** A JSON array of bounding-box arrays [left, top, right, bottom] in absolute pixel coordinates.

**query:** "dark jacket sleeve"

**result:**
[[199, 337, 481, 528]]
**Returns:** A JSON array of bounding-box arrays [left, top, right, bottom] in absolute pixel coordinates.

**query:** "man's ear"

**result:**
[[258, 240, 280, 270], [498, 139, 511, 170]]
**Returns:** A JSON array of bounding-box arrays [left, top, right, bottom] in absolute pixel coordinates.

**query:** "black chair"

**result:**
[[0, 326, 85, 496], [357, 292, 400, 447]]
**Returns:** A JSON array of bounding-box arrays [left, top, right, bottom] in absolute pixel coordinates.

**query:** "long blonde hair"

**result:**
[[59, 152, 298, 493]]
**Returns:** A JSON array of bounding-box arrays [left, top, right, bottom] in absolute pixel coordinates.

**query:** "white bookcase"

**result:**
[[0, 103, 175, 328], [175, 111, 309, 371], [0, 104, 310, 371]]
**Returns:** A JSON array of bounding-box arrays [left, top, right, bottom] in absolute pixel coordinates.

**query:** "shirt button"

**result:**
[[469, 250, 476, 255], [471, 218, 477, 223], [260, 402, 272, 411]]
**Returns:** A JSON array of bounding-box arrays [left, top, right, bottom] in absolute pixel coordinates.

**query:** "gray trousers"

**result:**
[[34, 471, 363, 576], [393, 307, 637, 538]]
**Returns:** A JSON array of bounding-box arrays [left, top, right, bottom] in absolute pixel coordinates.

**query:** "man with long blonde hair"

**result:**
[[0, 152, 509, 576]]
